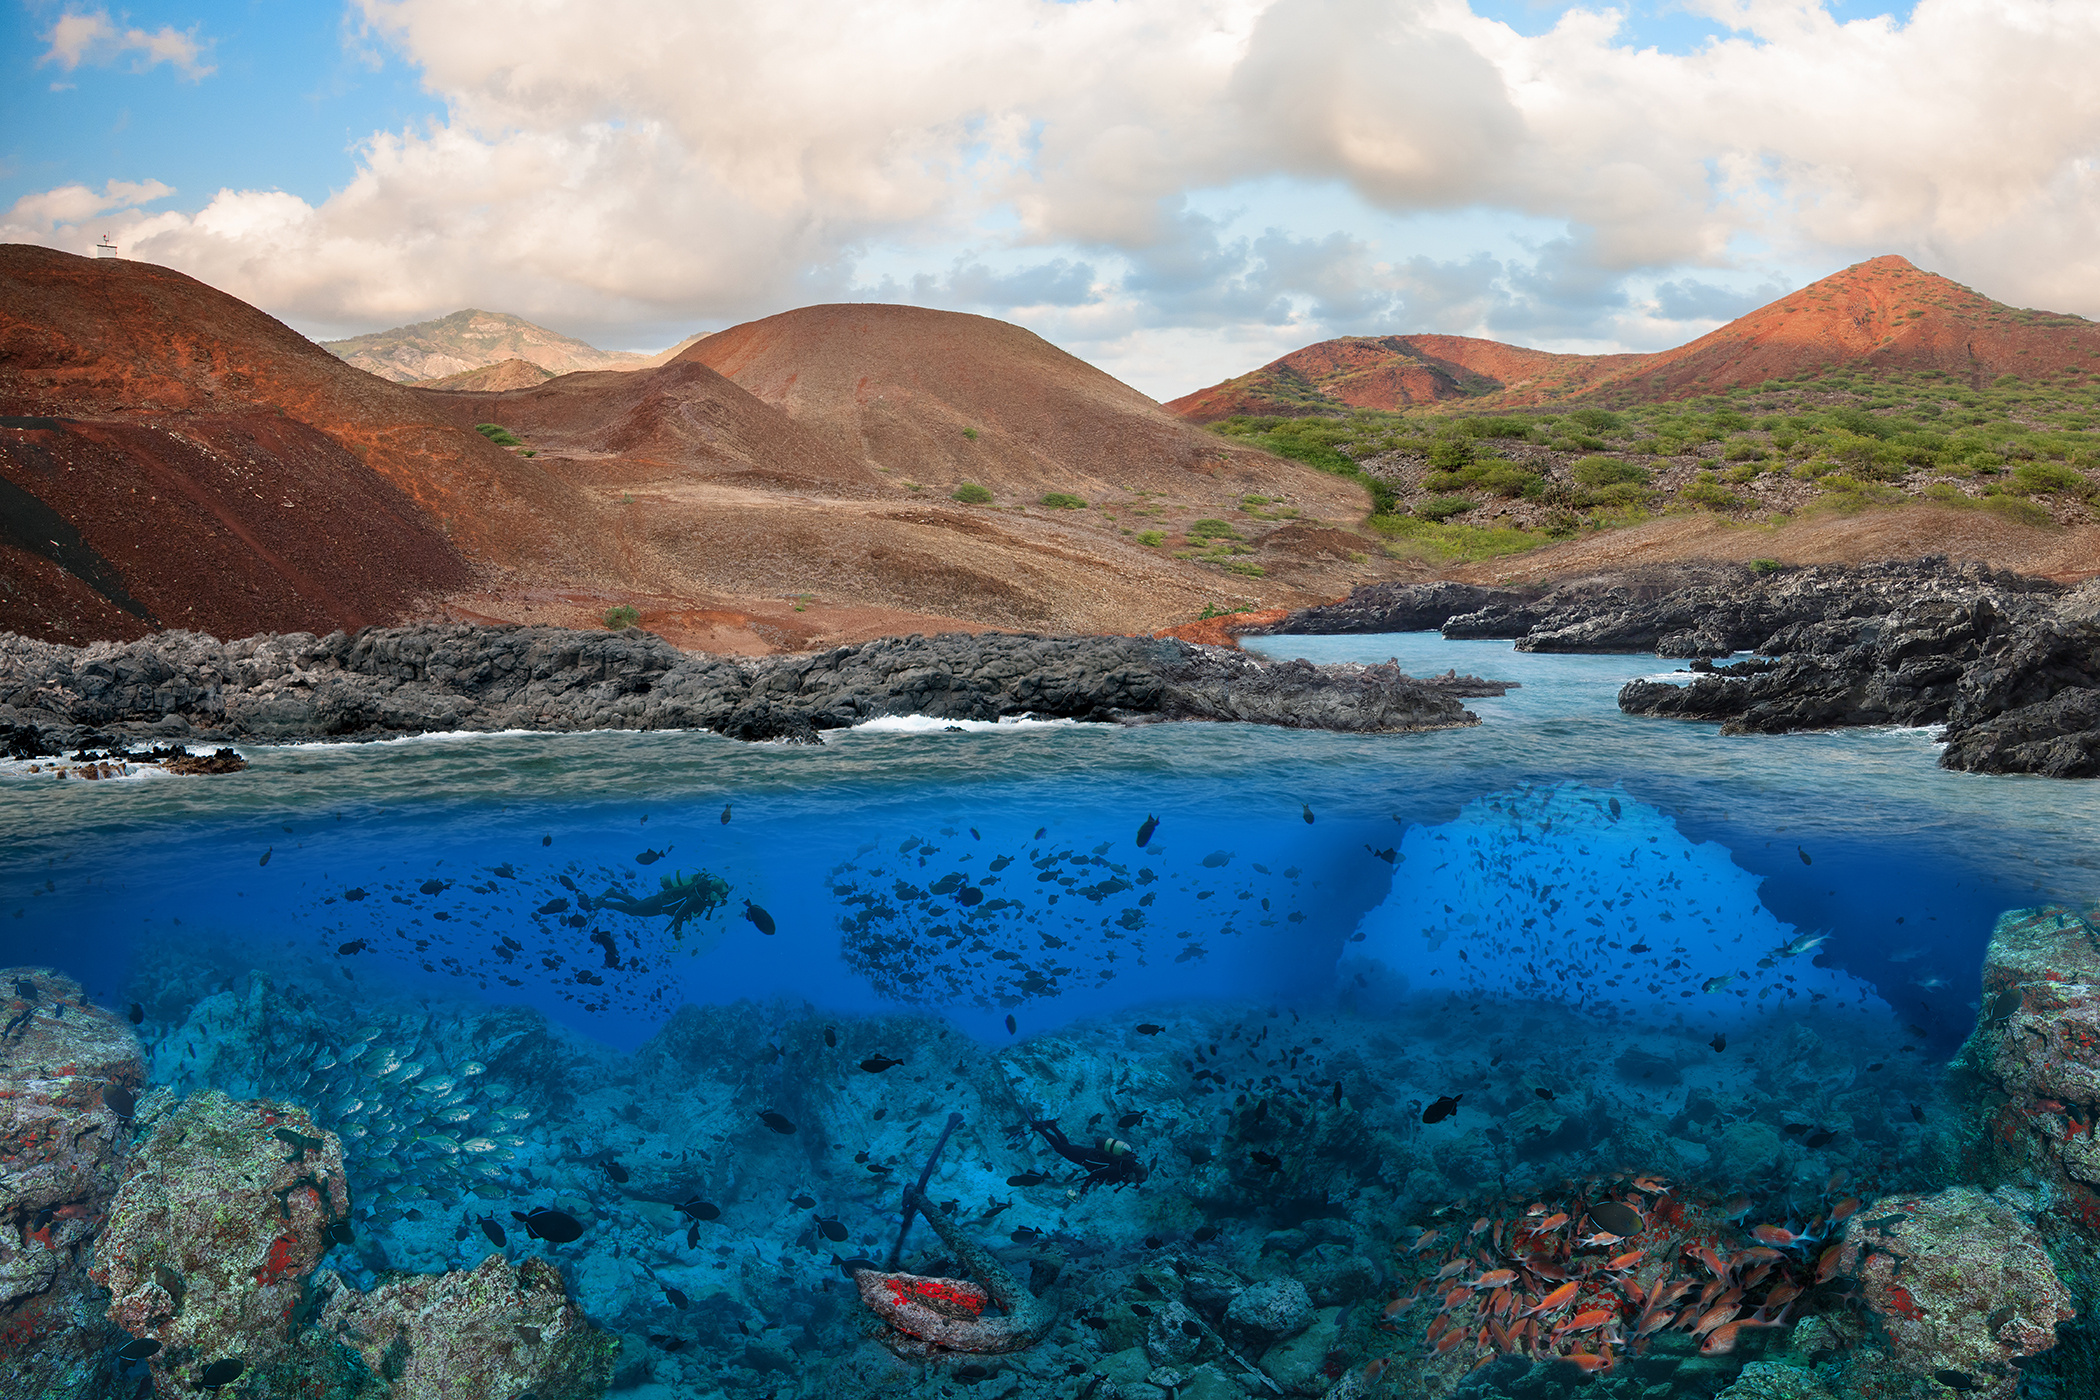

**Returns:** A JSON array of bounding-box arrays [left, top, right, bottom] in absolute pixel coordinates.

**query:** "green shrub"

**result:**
[[1039, 492, 1088, 509], [474, 423, 522, 447], [601, 605, 641, 630], [1566, 407, 1623, 432], [1188, 518, 1241, 540], [1136, 530, 1164, 547], [1417, 495, 1477, 521], [1682, 478, 1750, 512], [1748, 558, 1785, 575], [962, 427, 980, 441], [1578, 481, 1652, 508], [951, 482, 994, 504], [1710, 409, 1751, 432], [1722, 438, 1768, 462], [1223, 560, 1266, 577], [1570, 456, 1652, 488], [1428, 437, 1475, 470], [2012, 461, 2087, 495]]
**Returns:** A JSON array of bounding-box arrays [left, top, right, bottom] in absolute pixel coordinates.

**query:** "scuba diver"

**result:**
[[1030, 1119, 1149, 1192]]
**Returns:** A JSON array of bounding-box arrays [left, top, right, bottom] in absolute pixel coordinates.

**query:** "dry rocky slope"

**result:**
[[0, 249, 1399, 652], [1171, 255, 2100, 419], [319, 308, 655, 382]]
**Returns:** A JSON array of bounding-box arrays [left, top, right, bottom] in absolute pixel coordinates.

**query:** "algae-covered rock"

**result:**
[[1966, 904, 2100, 1182], [1837, 1185, 2074, 1397], [89, 1088, 349, 1392], [1715, 1361, 1836, 1400], [1259, 1305, 1342, 1396], [1225, 1277, 1312, 1344], [1711, 1121, 1786, 1179], [319, 1254, 616, 1400], [0, 967, 142, 1399]]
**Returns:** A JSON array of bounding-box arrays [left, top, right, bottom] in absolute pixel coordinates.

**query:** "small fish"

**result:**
[[816, 1217, 848, 1242], [721, 804, 732, 824], [686, 1223, 700, 1247], [789, 1193, 815, 1208], [1752, 1224, 1804, 1247], [1250, 1150, 1282, 1171], [1702, 975, 1736, 993], [116, 1338, 161, 1361], [824, 1027, 836, 1048], [1011, 1226, 1042, 1243], [322, 1220, 354, 1246], [258, 848, 271, 867], [1135, 1023, 1165, 1036], [479, 1215, 507, 1246], [1701, 1321, 1743, 1354], [1421, 1094, 1462, 1124], [1710, 1034, 1726, 1053], [860, 1055, 904, 1073], [1301, 804, 1315, 825], [1136, 815, 1158, 847], [105, 1085, 137, 1120], [1005, 1014, 1018, 1035], [1805, 1130, 1837, 1149], [1932, 1371, 1981, 1393], [511, 1207, 584, 1243], [602, 1158, 630, 1184], [1798, 847, 1811, 865], [198, 1359, 245, 1388], [1192, 1225, 1218, 1243], [1469, 1269, 1517, 1290], [1006, 1172, 1049, 1187], [1609, 797, 1621, 818], [742, 902, 776, 935], [759, 1112, 795, 1134], [1534, 1087, 1555, 1101], [1911, 1104, 1926, 1124], [636, 848, 667, 865], [661, 1283, 689, 1308], [1116, 1111, 1145, 1130], [679, 1199, 722, 1222], [127, 1002, 143, 1024], [1777, 930, 1829, 958]]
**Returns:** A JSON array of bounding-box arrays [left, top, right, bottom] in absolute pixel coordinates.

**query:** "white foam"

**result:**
[[844, 714, 1097, 734]]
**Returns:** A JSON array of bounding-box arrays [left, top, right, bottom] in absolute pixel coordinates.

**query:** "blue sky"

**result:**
[[8, 0, 2087, 400]]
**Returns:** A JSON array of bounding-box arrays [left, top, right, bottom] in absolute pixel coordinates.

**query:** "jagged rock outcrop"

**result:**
[[0, 625, 1490, 748]]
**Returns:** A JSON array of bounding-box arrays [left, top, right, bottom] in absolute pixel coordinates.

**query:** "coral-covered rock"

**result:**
[[1963, 904, 2100, 1184], [317, 1254, 618, 1400], [0, 967, 142, 1399], [1837, 1186, 2073, 1397], [1224, 1277, 1312, 1344], [89, 1089, 348, 1391]]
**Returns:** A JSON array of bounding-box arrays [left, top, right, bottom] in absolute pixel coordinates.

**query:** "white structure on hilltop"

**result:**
[[95, 234, 118, 258]]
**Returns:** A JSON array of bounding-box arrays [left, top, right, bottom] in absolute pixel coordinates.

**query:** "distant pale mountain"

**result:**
[[320, 309, 705, 383], [419, 358, 557, 392], [1168, 256, 2100, 420]]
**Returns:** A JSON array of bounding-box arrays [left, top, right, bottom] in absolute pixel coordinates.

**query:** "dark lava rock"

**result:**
[[1252, 581, 1528, 636], [0, 625, 1486, 749]]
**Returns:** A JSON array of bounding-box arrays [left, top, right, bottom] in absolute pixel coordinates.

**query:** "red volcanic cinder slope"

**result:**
[[1167, 256, 2100, 421], [0, 246, 625, 645]]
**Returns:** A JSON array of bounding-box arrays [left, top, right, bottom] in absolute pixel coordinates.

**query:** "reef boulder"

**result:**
[[1836, 1185, 2073, 1397], [0, 968, 142, 1400], [317, 1254, 618, 1400], [89, 1089, 349, 1388], [1964, 903, 2100, 1186]]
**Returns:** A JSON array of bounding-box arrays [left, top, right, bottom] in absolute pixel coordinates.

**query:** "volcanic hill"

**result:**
[[1, 250, 1396, 650], [1169, 256, 2100, 421], [321, 309, 660, 383]]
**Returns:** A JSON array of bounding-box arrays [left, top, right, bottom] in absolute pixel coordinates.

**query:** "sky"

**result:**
[[6, 0, 2097, 401]]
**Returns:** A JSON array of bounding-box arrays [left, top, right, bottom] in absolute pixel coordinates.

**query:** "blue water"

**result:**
[[4, 635, 2095, 1055]]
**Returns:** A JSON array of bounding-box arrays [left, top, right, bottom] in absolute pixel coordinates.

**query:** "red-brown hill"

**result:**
[[1168, 256, 2100, 420], [689, 303, 1362, 511]]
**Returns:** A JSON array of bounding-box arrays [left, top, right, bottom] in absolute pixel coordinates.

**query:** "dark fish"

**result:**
[[742, 902, 776, 936], [127, 1003, 143, 1025], [1011, 1226, 1041, 1243], [1805, 1130, 1839, 1148], [259, 848, 271, 867], [679, 1199, 722, 1222], [636, 848, 666, 865], [824, 1027, 837, 1048], [322, 1220, 354, 1245], [537, 898, 569, 916], [1710, 1034, 1726, 1052], [1987, 988, 2023, 1023], [1035, 827, 1047, 839], [198, 1359, 244, 1388], [833, 1253, 881, 1276], [511, 1207, 584, 1243], [1006, 1172, 1049, 1187], [1628, 942, 1650, 954], [1332, 1081, 1343, 1107], [956, 887, 983, 907], [116, 1338, 161, 1362], [721, 804, 732, 824], [602, 1158, 629, 1184], [1129, 1303, 1152, 1317], [1181, 1319, 1203, 1337], [860, 1055, 905, 1073], [654, 1336, 686, 1351], [1932, 1371, 1980, 1393], [1116, 1112, 1144, 1130], [686, 1222, 700, 1248], [1422, 1094, 1462, 1124], [1588, 1201, 1644, 1236], [662, 1283, 689, 1308], [760, 1112, 795, 1134], [479, 1215, 507, 1245], [1301, 804, 1315, 825], [816, 1217, 848, 1242], [1609, 797, 1621, 819], [957, 1365, 990, 1381], [791, 1193, 816, 1208], [1136, 815, 1158, 847], [1798, 847, 1812, 865], [337, 939, 367, 956], [1135, 1023, 1165, 1036], [1534, 1088, 1554, 1101], [105, 1085, 137, 1120], [1005, 1015, 1017, 1035], [1911, 1104, 1926, 1124], [1193, 1226, 1219, 1243], [1250, 1151, 1282, 1171], [542, 835, 552, 846]]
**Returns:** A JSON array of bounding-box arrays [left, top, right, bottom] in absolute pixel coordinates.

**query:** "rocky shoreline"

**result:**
[[1256, 558, 2100, 779], [0, 625, 1506, 753]]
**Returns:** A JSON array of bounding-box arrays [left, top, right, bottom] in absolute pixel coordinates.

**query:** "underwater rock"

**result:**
[[1836, 1185, 2073, 1397], [1714, 1361, 1837, 1400], [1257, 1305, 1343, 1396], [318, 1254, 618, 1400], [0, 967, 142, 1399], [1964, 903, 2100, 1187], [89, 1089, 349, 1385], [1223, 1277, 1312, 1344], [0, 623, 1484, 749]]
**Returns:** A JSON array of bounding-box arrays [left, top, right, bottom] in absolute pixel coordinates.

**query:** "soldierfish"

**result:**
[[1523, 1282, 1580, 1316], [1700, 1321, 1744, 1355], [1752, 1224, 1806, 1248], [1816, 1243, 1846, 1284], [1469, 1270, 1517, 1291], [1562, 1351, 1613, 1374], [1554, 1308, 1615, 1336], [1433, 1259, 1471, 1282], [1605, 1249, 1645, 1273]]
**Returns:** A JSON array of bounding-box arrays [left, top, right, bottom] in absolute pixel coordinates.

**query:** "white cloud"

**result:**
[[39, 9, 214, 79], [13, 0, 2100, 397]]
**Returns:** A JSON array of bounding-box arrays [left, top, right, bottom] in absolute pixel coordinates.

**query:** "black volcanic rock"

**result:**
[[0, 625, 1491, 749]]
